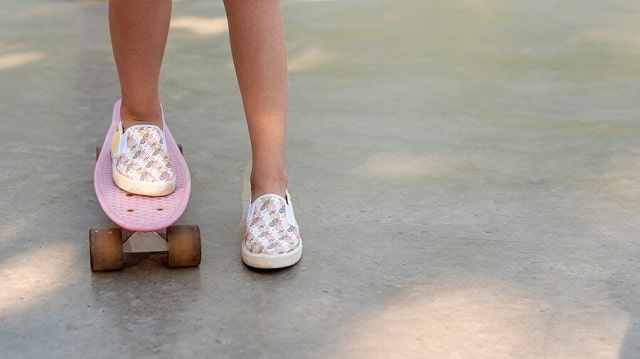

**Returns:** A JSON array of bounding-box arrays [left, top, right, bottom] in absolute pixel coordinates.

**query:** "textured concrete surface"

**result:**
[[2, 0, 640, 358]]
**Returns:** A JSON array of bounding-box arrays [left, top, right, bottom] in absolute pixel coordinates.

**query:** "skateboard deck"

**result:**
[[90, 100, 200, 271]]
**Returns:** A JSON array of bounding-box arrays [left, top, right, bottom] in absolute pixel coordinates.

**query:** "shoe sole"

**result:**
[[112, 165, 176, 197], [241, 245, 303, 269]]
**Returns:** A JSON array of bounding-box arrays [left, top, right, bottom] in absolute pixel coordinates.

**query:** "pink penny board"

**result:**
[[94, 100, 191, 232]]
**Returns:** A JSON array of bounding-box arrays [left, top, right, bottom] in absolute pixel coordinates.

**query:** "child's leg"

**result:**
[[107, 0, 176, 197], [109, 0, 171, 130], [224, 0, 289, 201]]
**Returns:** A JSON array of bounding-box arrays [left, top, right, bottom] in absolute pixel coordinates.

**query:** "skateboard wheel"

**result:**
[[166, 225, 201, 268], [177, 144, 183, 154], [95, 146, 102, 161], [89, 228, 124, 271]]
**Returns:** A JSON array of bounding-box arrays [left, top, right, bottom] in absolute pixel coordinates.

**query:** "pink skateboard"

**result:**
[[89, 100, 201, 271]]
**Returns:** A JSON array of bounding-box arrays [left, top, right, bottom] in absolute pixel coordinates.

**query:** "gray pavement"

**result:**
[[2, 0, 640, 358]]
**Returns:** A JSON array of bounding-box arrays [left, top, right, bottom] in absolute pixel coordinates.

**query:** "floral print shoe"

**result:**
[[111, 123, 176, 196], [242, 191, 303, 269]]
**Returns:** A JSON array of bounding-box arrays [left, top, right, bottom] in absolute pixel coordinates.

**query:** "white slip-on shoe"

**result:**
[[242, 191, 303, 269], [111, 122, 176, 197]]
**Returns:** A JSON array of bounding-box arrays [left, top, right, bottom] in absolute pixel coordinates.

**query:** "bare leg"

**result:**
[[224, 0, 289, 201], [109, 0, 171, 129]]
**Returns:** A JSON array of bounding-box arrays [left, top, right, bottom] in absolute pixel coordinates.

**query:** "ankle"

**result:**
[[250, 171, 288, 202], [120, 102, 163, 130]]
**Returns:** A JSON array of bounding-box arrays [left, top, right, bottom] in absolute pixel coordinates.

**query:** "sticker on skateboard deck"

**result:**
[[90, 100, 201, 271]]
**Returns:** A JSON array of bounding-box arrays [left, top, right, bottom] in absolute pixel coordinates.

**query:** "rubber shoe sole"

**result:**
[[112, 164, 176, 197], [242, 244, 303, 269]]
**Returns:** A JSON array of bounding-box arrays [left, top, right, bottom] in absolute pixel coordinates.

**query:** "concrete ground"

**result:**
[[1, 0, 640, 358]]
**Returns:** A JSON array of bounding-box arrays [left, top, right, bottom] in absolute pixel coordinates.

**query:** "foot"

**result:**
[[111, 122, 176, 196], [242, 191, 303, 269]]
